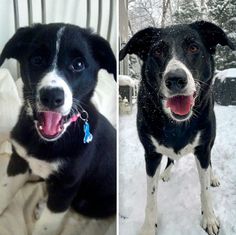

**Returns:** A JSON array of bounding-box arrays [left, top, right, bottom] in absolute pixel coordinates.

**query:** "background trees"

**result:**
[[127, 0, 236, 72]]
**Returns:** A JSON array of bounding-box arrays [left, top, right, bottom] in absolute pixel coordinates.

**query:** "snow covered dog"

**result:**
[[0, 23, 116, 235], [119, 21, 234, 235]]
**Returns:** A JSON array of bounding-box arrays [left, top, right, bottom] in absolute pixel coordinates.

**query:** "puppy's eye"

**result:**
[[30, 56, 44, 67], [69, 58, 85, 72], [188, 44, 199, 53]]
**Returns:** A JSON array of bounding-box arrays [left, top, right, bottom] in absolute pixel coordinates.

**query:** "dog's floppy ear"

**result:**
[[0, 25, 41, 66], [119, 27, 160, 61], [190, 21, 235, 54], [89, 34, 116, 80]]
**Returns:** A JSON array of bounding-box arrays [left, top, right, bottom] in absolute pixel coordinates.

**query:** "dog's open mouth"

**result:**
[[36, 111, 66, 140], [166, 93, 196, 119]]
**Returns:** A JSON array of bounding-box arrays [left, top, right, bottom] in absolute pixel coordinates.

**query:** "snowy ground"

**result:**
[[119, 104, 236, 235]]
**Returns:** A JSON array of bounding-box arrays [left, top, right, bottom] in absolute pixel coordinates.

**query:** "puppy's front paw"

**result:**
[[201, 213, 220, 235], [34, 199, 46, 220], [139, 222, 157, 235]]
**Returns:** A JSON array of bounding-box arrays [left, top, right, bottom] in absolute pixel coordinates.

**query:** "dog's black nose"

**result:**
[[165, 69, 187, 92], [39, 87, 65, 109]]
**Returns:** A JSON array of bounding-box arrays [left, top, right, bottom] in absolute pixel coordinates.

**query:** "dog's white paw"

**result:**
[[139, 223, 157, 235], [211, 176, 220, 187], [201, 213, 220, 235], [34, 199, 46, 220], [160, 171, 171, 182]]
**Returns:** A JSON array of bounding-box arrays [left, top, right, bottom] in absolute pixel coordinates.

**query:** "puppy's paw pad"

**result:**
[[211, 177, 220, 187], [201, 215, 220, 235]]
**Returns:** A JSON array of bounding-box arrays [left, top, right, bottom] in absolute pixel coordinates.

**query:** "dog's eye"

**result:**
[[30, 56, 44, 67], [188, 44, 199, 53], [69, 58, 85, 72], [154, 48, 163, 57]]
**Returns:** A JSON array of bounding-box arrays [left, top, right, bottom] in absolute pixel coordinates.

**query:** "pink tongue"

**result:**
[[39, 112, 62, 136], [166, 95, 193, 115]]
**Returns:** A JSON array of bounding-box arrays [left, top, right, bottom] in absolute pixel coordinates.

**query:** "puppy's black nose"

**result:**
[[39, 87, 64, 109], [165, 69, 187, 92]]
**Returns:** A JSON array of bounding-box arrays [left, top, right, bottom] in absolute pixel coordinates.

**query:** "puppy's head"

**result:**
[[120, 21, 234, 122], [0, 23, 116, 141]]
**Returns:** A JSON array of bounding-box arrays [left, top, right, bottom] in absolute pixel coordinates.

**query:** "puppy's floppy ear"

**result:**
[[190, 21, 235, 54], [0, 25, 41, 66], [119, 27, 160, 61], [89, 34, 116, 80]]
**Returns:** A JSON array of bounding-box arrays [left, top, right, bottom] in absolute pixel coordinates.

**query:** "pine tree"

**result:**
[[173, 1, 202, 24], [208, 0, 236, 69]]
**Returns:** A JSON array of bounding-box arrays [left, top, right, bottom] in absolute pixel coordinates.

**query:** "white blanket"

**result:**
[[0, 69, 116, 235]]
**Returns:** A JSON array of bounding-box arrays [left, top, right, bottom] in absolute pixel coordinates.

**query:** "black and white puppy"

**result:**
[[120, 21, 234, 235], [0, 23, 116, 235]]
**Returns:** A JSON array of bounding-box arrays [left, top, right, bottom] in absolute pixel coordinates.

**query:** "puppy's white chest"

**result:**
[[150, 132, 201, 160], [27, 158, 60, 179], [12, 140, 61, 179]]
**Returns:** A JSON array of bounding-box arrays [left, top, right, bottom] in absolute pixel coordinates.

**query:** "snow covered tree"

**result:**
[[173, 0, 202, 24], [208, 0, 236, 69]]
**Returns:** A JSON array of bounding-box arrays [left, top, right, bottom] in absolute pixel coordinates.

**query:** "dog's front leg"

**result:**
[[33, 183, 77, 235], [195, 153, 220, 235], [0, 149, 30, 214], [140, 152, 162, 235]]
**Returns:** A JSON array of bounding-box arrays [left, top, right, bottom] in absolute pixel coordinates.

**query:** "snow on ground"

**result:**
[[119, 104, 236, 235]]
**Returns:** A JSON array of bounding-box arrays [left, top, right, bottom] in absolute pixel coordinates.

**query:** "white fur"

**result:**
[[150, 132, 201, 161], [195, 157, 220, 235], [52, 27, 65, 67], [37, 70, 73, 116], [33, 207, 67, 235], [140, 165, 161, 235], [12, 140, 62, 179], [161, 57, 196, 121], [160, 162, 174, 182], [210, 167, 220, 187], [0, 171, 29, 215], [162, 57, 196, 97]]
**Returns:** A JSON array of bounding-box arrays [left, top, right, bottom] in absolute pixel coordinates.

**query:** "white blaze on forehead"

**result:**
[[52, 26, 66, 68], [162, 57, 196, 97], [37, 70, 73, 115], [36, 26, 72, 116]]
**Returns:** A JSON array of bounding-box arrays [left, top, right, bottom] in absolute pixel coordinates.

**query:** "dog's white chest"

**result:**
[[150, 132, 201, 160], [12, 140, 61, 179]]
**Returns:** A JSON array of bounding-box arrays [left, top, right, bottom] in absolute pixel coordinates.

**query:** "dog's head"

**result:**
[[0, 23, 116, 141], [120, 21, 234, 122]]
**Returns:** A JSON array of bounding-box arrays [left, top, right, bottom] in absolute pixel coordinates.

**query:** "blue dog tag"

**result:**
[[83, 121, 93, 143]]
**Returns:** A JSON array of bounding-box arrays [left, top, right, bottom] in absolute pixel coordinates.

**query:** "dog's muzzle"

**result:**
[[163, 68, 197, 121]]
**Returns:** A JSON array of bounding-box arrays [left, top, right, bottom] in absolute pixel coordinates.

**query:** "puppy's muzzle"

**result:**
[[39, 87, 65, 109]]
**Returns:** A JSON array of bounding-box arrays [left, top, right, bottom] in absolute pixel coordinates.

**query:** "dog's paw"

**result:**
[[201, 213, 220, 235], [160, 171, 171, 182], [139, 223, 157, 235], [34, 199, 46, 220], [211, 176, 220, 187]]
